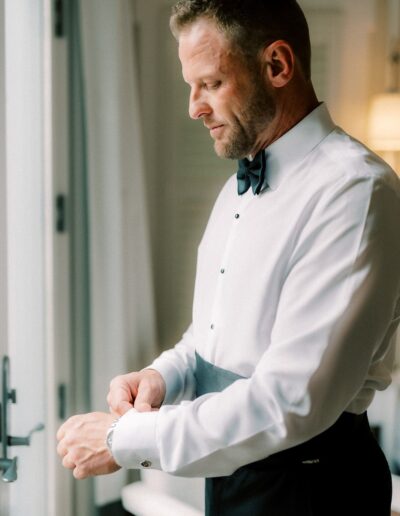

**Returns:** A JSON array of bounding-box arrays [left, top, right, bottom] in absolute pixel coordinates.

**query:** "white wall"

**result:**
[[0, 0, 9, 508]]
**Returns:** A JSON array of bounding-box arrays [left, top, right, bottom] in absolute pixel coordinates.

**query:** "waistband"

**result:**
[[248, 411, 371, 470]]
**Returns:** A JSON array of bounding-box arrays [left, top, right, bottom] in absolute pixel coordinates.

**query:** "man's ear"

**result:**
[[261, 40, 295, 88]]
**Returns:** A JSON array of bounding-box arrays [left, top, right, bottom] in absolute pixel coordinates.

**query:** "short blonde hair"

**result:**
[[170, 0, 312, 80]]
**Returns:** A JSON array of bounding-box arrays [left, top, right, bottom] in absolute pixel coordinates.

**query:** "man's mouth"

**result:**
[[209, 125, 224, 136]]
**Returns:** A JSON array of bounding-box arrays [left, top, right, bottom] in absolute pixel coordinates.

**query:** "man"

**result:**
[[57, 1, 400, 514]]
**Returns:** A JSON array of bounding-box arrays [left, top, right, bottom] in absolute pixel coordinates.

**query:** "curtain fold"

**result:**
[[79, 0, 157, 506]]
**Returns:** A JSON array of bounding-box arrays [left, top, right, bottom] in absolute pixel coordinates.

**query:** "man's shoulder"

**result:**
[[314, 127, 400, 195]]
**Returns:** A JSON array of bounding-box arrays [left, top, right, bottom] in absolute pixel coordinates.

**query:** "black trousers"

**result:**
[[205, 411, 392, 516]]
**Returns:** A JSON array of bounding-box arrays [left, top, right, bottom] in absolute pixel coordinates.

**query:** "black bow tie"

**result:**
[[237, 149, 268, 196]]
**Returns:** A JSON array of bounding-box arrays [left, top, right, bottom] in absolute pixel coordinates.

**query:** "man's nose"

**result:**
[[189, 90, 212, 120]]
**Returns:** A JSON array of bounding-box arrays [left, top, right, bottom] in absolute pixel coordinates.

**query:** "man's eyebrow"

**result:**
[[182, 72, 224, 85]]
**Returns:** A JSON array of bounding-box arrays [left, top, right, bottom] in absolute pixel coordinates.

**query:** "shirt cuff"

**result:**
[[144, 360, 182, 405], [111, 408, 161, 470]]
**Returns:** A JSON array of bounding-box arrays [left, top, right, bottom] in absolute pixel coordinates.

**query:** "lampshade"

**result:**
[[368, 93, 400, 151]]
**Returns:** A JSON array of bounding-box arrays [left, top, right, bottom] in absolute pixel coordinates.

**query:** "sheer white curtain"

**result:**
[[79, 0, 157, 506]]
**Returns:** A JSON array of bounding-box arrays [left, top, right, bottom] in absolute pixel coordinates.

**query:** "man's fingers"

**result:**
[[133, 384, 155, 412], [56, 414, 81, 441], [73, 465, 89, 480], [57, 441, 68, 458], [107, 370, 165, 415], [109, 407, 121, 418], [56, 425, 66, 441], [116, 400, 134, 415], [62, 455, 75, 470], [108, 383, 135, 415], [135, 402, 152, 412], [56, 412, 120, 479]]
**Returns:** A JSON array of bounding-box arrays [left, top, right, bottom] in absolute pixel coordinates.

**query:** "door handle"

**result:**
[[8, 422, 45, 446], [0, 456, 17, 483], [0, 356, 45, 482]]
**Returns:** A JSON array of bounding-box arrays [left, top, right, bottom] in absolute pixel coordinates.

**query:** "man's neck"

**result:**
[[252, 87, 320, 155]]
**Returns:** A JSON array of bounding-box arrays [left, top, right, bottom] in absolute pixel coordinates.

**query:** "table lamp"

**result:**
[[368, 50, 400, 173]]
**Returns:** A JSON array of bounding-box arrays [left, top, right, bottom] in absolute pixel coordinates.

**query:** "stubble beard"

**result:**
[[215, 74, 277, 160]]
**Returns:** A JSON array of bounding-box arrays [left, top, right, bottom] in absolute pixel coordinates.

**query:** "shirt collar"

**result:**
[[263, 103, 336, 191]]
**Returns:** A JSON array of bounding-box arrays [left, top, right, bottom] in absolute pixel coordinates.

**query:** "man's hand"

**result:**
[[107, 368, 166, 416], [56, 412, 121, 480]]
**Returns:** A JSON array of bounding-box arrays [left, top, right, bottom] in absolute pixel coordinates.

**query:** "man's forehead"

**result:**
[[178, 19, 237, 81], [178, 19, 230, 62]]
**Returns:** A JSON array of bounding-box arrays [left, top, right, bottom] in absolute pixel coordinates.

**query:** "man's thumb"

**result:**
[[135, 401, 152, 412], [134, 386, 153, 412]]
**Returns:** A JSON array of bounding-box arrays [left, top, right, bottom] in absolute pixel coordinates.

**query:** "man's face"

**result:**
[[178, 18, 277, 159]]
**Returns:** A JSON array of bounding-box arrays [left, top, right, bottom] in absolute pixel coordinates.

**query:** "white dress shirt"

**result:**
[[112, 103, 400, 477]]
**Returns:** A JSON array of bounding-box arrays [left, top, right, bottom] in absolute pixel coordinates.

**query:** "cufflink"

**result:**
[[140, 460, 152, 468]]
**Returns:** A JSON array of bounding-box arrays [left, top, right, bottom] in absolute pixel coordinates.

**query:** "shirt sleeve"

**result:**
[[144, 323, 197, 405], [112, 174, 400, 477]]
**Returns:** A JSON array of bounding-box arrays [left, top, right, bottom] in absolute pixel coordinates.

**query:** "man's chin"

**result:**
[[213, 142, 228, 159], [214, 141, 249, 161], [214, 138, 237, 160]]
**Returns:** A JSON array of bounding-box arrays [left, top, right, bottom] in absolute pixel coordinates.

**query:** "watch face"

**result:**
[[106, 418, 120, 452], [106, 429, 114, 451]]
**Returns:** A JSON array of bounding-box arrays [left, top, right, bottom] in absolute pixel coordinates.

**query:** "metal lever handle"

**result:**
[[8, 423, 45, 446], [0, 356, 45, 483], [0, 457, 17, 483]]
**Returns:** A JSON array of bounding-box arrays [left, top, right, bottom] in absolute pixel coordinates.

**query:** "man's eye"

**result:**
[[210, 81, 222, 90], [204, 81, 221, 90]]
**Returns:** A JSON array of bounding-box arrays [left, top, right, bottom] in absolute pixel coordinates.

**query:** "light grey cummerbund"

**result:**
[[194, 351, 244, 397]]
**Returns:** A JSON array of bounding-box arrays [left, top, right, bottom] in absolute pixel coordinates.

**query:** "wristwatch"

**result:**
[[106, 418, 120, 454]]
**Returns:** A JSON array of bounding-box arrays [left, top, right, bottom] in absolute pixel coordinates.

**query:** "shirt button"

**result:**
[[140, 460, 152, 468], [211, 324, 215, 330], [235, 213, 240, 219], [220, 268, 225, 274]]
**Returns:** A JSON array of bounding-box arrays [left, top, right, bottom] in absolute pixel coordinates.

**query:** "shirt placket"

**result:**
[[206, 192, 255, 362]]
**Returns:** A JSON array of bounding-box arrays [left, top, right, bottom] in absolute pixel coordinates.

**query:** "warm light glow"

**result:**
[[368, 93, 400, 151]]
